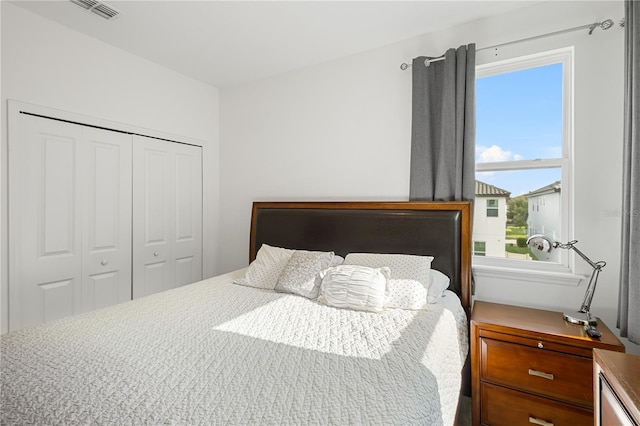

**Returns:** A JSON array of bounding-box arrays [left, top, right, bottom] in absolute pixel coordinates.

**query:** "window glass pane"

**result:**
[[474, 168, 562, 262], [474, 241, 486, 256], [476, 63, 563, 163], [486, 199, 499, 217]]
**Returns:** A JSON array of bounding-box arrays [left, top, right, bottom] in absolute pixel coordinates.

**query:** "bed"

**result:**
[[1, 201, 472, 425]]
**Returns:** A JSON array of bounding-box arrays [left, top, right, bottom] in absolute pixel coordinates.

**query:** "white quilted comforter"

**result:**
[[1, 269, 468, 426]]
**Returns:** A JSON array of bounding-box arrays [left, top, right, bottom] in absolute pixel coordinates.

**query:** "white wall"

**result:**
[[0, 3, 221, 333], [219, 23, 413, 270], [220, 1, 637, 351]]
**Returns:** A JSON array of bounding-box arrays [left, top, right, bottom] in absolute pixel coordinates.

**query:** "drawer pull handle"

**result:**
[[528, 369, 554, 380], [529, 416, 554, 426]]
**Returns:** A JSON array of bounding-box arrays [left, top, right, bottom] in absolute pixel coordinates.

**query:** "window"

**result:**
[[474, 241, 487, 256], [486, 199, 499, 217], [473, 48, 572, 275]]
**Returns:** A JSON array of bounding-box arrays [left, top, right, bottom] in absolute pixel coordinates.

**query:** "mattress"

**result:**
[[1, 268, 469, 425]]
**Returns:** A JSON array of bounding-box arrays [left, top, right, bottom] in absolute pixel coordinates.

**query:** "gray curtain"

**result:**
[[409, 44, 476, 201], [618, 1, 640, 344]]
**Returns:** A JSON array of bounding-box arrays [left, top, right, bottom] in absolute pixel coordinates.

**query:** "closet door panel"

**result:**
[[132, 136, 174, 298], [38, 279, 75, 323], [173, 144, 203, 286], [80, 127, 132, 311], [143, 150, 170, 244], [9, 115, 83, 330], [86, 272, 120, 310], [132, 136, 202, 298], [42, 137, 76, 255]]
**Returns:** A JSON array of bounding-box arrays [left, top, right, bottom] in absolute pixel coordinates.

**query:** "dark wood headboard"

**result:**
[[249, 201, 472, 312]]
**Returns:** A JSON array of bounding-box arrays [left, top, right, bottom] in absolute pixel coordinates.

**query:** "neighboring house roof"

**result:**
[[526, 180, 561, 198], [475, 180, 511, 197]]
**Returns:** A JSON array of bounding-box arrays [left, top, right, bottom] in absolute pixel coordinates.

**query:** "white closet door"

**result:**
[[132, 135, 202, 298], [79, 127, 132, 311], [9, 115, 133, 331], [172, 143, 203, 287], [9, 115, 83, 330]]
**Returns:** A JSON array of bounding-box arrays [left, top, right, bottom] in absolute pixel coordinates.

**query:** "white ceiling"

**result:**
[[12, 0, 542, 88]]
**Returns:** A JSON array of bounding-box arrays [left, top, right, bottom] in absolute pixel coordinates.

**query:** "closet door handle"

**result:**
[[528, 369, 554, 380], [101, 260, 108, 266], [153, 251, 159, 257]]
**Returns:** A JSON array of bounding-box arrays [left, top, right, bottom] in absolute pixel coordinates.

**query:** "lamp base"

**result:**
[[563, 311, 597, 326]]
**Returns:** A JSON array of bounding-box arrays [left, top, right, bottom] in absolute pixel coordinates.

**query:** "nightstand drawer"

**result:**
[[480, 337, 593, 407], [481, 382, 592, 426]]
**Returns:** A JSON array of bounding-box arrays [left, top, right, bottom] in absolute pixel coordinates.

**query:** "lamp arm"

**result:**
[[562, 244, 605, 315], [579, 267, 601, 314], [563, 243, 606, 271]]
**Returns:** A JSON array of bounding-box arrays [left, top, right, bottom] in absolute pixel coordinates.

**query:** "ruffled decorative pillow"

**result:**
[[344, 253, 440, 309], [317, 265, 390, 313]]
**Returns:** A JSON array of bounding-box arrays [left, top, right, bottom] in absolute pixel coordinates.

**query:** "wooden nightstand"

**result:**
[[471, 301, 625, 426]]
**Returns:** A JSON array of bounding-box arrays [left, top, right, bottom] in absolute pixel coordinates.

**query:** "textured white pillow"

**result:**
[[343, 253, 433, 287], [233, 244, 294, 290], [386, 269, 451, 308], [386, 279, 428, 310], [428, 269, 451, 303], [318, 265, 390, 313], [274, 250, 334, 299]]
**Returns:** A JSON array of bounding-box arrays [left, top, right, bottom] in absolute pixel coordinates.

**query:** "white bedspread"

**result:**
[[1, 269, 468, 425]]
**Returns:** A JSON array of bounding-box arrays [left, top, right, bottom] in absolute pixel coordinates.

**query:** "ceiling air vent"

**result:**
[[69, 0, 121, 20]]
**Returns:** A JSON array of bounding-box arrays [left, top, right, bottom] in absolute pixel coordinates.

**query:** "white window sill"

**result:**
[[473, 263, 585, 287]]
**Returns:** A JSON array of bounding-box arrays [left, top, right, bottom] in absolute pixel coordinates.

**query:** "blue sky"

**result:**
[[475, 63, 563, 197]]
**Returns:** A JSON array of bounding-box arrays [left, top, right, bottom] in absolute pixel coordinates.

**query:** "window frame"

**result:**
[[473, 47, 578, 284]]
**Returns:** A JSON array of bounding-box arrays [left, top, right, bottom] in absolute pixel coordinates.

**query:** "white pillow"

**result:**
[[386, 279, 428, 310], [274, 250, 334, 299], [386, 269, 451, 308], [233, 244, 293, 290], [317, 265, 390, 313], [329, 255, 345, 267], [344, 253, 433, 287], [428, 269, 451, 303]]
